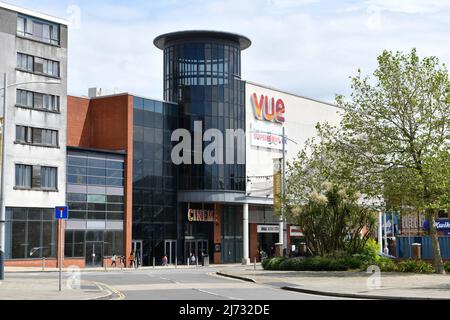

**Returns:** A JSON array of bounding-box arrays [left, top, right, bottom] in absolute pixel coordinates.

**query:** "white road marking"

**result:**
[[193, 288, 241, 300]]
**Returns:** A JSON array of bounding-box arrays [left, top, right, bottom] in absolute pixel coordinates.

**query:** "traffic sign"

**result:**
[[55, 206, 68, 220]]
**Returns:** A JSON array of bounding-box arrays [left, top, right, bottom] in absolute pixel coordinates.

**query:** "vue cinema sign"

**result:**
[[251, 93, 285, 124]]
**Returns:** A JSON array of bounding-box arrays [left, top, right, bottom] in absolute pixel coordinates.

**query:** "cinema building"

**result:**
[[63, 31, 341, 267], [2, 13, 341, 266]]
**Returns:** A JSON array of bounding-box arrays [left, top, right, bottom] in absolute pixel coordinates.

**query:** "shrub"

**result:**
[[359, 238, 381, 266], [375, 257, 398, 272], [396, 260, 435, 274], [262, 257, 287, 270], [444, 261, 450, 273]]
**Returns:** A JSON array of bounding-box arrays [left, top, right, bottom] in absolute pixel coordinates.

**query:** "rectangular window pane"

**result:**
[[42, 24, 50, 42], [28, 221, 42, 258], [68, 156, 87, 167], [87, 194, 107, 203], [16, 126, 26, 143], [68, 193, 87, 202], [17, 17, 25, 36], [43, 221, 56, 258], [41, 166, 57, 189], [32, 165, 41, 188], [33, 22, 43, 40], [34, 57, 44, 74], [34, 93, 44, 109], [11, 221, 26, 259], [15, 164, 32, 188]]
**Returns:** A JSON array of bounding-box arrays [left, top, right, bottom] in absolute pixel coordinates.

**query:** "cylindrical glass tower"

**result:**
[[154, 31, 251, 192]]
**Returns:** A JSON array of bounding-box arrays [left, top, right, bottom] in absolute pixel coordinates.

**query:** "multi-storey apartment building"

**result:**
[[0, 1, 67, 272]]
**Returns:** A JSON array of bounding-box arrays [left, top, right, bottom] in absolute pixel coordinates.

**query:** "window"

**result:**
[[17, 15, 60, 45], [17, 53, 60, 77], [16, 126, 30, 143], [41, 167, 57, 190], [17, 16, 25, 36], [15, 164, 57, 190], [5, 208, 56, 260], [17, 53, 33, 72], [15, 125, 58, 147], [16, 89, 60, 112], [15, 164, 32, 188]]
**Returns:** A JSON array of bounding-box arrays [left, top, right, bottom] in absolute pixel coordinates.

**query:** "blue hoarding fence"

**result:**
[[397, 236, 450, 259]]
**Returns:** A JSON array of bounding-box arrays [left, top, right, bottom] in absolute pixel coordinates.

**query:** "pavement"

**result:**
[[0, 275, 113, 300], [216, 267, 450, 300], [2, 265, 354, 300]]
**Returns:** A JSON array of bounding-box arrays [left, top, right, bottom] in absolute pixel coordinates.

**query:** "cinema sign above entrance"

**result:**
[[188, 209, 215, 222]]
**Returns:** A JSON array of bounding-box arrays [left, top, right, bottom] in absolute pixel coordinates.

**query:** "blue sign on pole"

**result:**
[[55, 206, 68, 220]]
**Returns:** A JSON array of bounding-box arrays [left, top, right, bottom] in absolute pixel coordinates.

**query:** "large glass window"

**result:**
[[5, 208, 56, 259]]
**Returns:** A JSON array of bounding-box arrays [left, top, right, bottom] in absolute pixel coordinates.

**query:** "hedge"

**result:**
[[262, 256, 436, 273]]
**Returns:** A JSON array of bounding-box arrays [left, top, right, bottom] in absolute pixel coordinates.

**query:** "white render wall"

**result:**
[[245, 81, 342, 199], [0, 5, 67, 209]]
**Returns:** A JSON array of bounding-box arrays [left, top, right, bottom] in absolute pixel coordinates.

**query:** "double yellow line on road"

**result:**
[[93, 281, 125, 300]]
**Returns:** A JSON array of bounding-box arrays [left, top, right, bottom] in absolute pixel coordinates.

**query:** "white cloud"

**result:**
[[5, 0, 450, 104]]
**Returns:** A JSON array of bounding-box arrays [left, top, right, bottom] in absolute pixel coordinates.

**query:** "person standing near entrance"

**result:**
[[129, 250, 136, 268], [111, 253, 117, 267], [190, 252, 196, 266]]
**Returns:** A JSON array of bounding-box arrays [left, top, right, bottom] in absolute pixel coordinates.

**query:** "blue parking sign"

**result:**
[[55, 206, 68, 220]]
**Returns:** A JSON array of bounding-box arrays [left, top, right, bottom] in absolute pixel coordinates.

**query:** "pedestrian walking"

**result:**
[[136, 252, 141, 269], [162, 255, 168, 266], [129, 250, 136, 268], [111, 253, 117, 267], [190, 252, 196, 265]]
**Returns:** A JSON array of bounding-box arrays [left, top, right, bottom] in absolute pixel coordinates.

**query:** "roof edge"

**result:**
[[154, 30, 252, 50], [0, 1, 68, 25], [245, 80, 341, 109]]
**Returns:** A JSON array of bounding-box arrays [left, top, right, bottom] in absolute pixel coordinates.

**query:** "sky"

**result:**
[[5, 0, 450, 103]]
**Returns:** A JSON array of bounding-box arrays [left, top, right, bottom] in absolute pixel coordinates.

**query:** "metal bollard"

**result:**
[[254, 257, 256, 270], [42, 257, 45, 271], [175, 257, 177, 269], [196, 256, 198, 268], [153, 257, 155, 269]]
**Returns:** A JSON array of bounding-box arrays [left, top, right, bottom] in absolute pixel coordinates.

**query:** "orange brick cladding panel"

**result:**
[[66, 94, 133, 266]]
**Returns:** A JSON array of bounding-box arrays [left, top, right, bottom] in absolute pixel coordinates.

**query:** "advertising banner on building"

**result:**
[[250, 121, 286, 151], [273, 159, 282, 215]]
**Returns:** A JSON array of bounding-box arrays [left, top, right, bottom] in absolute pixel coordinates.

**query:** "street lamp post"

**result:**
[[0, 73, 6, 280], [0, 72, 61, 280]]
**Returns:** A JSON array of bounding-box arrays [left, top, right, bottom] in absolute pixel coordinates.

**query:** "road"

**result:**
[[6, 266, 354, 300]]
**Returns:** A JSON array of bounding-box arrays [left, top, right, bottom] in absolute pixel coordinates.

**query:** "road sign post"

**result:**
[[55, 207, 68, 292]]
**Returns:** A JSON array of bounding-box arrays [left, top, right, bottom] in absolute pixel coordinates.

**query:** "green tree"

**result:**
[[285, 135, 376, 256], [334, 49, 450, 274]]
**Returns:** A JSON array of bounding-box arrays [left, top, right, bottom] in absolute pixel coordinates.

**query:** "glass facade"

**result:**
[[221, 205, 243, 263], [132, 97, 179, 266], [4, 208, 57, 259], [163, 42, 246, 192], [66, 149, 125, 266]]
